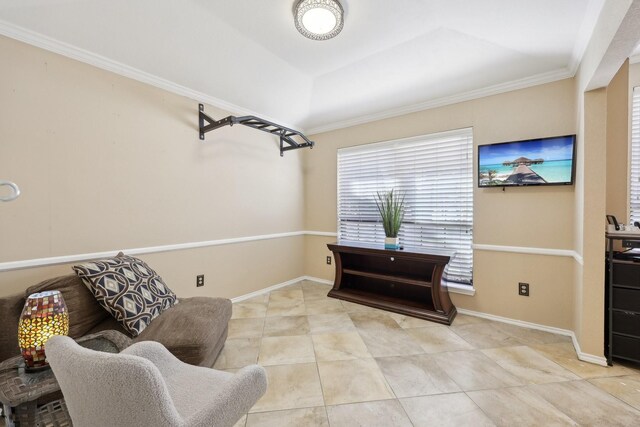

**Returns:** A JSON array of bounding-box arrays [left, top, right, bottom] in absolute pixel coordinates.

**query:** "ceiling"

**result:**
[[0, 0, 610, 133]]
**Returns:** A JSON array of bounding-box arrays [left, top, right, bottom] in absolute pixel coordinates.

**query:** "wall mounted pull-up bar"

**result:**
[[198, 104, 314, 157]]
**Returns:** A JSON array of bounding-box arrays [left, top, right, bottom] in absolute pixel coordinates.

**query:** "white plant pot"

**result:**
[[384, 237, 400, 249]]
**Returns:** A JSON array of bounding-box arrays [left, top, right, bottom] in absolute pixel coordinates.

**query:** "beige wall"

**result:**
[[577, 88, 608, 355], [304, 235, 336, 282], [0, 237, 304, 300], [573, 0, 632, 256], [2, 7, 638, 362], [573, 81, 586, 347], [571, 0, 636, 357], [304, 79, 578, 330], [0, 35, 305, 298], [632, 62, 640, 87], [606, 61, 630, 223]]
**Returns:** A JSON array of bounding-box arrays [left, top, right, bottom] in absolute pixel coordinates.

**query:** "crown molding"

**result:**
[[0, 19, 299, 131], [306, 68, 573, 135], [568, 0, 607, 75], [0, 18, 594, 139], [630, 54, 640, 65]]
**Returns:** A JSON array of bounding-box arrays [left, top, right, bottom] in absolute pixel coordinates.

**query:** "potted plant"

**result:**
[[374, 189, 405, 249]]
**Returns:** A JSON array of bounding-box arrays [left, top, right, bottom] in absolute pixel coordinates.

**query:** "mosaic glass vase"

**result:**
[[18, 290, 69, 372]]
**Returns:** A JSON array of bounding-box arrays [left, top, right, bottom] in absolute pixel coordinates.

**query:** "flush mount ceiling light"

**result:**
[[294, 0, 344, 41]]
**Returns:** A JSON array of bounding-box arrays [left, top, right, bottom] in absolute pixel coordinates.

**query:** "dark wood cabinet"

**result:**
[[327, 241, 457, 325], [606, 233, 640, 365]]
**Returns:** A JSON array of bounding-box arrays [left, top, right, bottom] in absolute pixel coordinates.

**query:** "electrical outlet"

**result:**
[[196, 274, 205, 287], [326, 256, 332, 265], [518, 282, 529, 296]]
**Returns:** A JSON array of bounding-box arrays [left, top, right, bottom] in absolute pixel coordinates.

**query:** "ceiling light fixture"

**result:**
[[294, 0, 344, 41]]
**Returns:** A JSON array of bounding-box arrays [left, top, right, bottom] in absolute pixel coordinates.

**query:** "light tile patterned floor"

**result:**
[[224, 281, 640, 427]]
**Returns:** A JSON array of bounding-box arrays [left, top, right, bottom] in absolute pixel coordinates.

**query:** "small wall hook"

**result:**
[[0, 180, 21, 202]]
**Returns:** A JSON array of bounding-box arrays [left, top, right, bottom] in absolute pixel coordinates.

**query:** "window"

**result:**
[[630, 87, 640, 223], [337, 128, 474, 285]]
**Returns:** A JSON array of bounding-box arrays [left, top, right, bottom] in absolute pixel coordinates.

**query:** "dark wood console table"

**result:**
[[327, 241, 457, 325]]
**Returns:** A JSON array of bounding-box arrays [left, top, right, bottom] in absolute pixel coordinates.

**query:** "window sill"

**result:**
[[446, 282, 476, 296]]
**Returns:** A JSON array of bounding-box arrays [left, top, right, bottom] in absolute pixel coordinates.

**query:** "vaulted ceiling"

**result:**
[[0, 0, 610, 133]]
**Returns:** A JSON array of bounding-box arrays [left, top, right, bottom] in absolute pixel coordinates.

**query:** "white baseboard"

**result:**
[[574, 348, 608, 366], [301, 275, 333, 285], [230, 277, 307, 303], [230, 275, 333, 303], [457, 308, 607, 366]]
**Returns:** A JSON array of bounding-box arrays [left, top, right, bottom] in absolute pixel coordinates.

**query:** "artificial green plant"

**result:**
[[374, 189, 406, 238]]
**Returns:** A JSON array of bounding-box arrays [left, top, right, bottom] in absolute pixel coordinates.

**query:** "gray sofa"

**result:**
[[0, 274, 232, 367]]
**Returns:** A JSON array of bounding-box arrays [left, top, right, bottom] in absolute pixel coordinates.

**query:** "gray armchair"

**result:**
[[46, 336, 267, 427]]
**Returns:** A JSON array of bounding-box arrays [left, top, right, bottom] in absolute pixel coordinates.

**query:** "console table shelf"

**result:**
[[327, 241, 457, 325], [342, 268, 433, 288]]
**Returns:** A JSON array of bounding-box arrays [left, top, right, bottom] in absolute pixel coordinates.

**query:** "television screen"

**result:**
[[478, 135, 576, 187]]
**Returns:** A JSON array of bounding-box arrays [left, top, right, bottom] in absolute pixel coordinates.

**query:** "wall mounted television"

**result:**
[[478, 134, 576, 187]]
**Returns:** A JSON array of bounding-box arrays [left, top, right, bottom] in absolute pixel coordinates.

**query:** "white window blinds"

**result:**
[[631, 87, 640, 224], [337, 128, 474, 285]]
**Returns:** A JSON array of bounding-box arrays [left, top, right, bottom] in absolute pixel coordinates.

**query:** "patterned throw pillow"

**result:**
[[73, 254, 178, 336]]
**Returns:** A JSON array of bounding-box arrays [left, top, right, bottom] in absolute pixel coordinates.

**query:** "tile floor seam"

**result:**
[[249, 404, 326, 415], [309, 323, 328, 411], [540, 379, 640, 423], [323, 404, 331, 426], [586, 377, 640, 413], [304, 281, 332, 415], [259, 292, 269, 337], [446, 324, 482, 350], [461, 390, 498, 426], [432, 348, 526, 392], [448, 325, 499, 350], [370, 356, 401, 401], [327, 398, 417, 427], [255, 310, 266, 368], [480, 346, 582, 386], [396, 388, 479, 398], [348, 311, 426, 358], [304, 282, 340, 427], [525, 380, 592, 425], [373, 353, 463, 398], [350, 311, 476, 400]]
